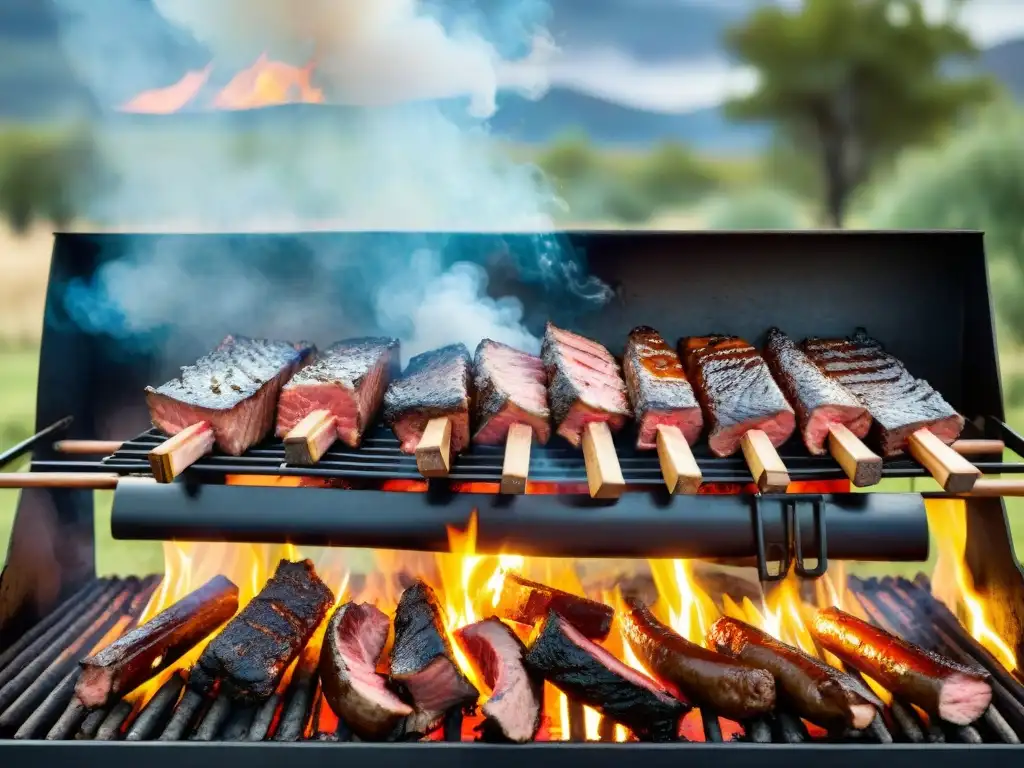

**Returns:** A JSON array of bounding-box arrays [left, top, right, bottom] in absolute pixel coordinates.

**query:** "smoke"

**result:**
[[52, 0, 609, 364]]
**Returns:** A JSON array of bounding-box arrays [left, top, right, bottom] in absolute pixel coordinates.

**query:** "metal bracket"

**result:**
[[790, 496, 828, 578], [752, 495, 791, 582]]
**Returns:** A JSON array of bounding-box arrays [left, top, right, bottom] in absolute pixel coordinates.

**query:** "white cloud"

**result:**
[[920, 0, 1024, 47]]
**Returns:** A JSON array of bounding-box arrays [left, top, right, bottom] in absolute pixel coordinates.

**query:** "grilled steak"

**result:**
[[524, 611, 686, 741], [390, 580, 478, 737], [455, 617, 543, 743], [542, 323, 631, 448], [802, 328, 964, 456], [383, 344, 473, 455], [320, 602, 413, 741], [190, 559, 333, 703], [680, 335, 795, 457], [146, 335, 314, 456], [623, 326, 702, 450], [473, 339, 551, 446], [495, 571, 614, 641], [276, 337, 400, 448], [763, 328, 871, 455]]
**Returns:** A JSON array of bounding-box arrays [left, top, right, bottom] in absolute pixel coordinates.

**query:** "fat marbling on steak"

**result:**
[[276, 337, 400, 448], [473, 339, 550, 446], [801, 328, 964, 457], [542, 323, 631, 448], [623, 326, 702, 450], [146, 335, 314, 456], [763, 327, 871, 455], [383, 344, 473, 455], [680, 335, 795, 458]]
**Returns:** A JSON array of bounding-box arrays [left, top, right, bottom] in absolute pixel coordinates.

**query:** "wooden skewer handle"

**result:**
[[53, 440, 125, 455], [827, 424, 882, 488], [416, 417, 453, 477], [500, 424, 533, 495], [149, 422, 215, 484], [907, 429, 980, 494], [283, 410, 337, 465], [655, 425, 702, 494], [958, 479, 1024, 497], [582, 421, 625, 499], [951, 439, 1005, 456], [0, 473, 119, 490], [740, 429, 790, 493]]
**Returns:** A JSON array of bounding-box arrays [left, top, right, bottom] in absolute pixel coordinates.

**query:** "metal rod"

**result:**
[[246, 694, 280, 741], [949, 724, 981, 743], [889, 701, 925, 743], [567, 698, 586, 741], [597, 715, 616, 743], [95, 701, 133, 741], [774, 712, 807, 743], [982, 705, 1021, 744], [443, 708, 464, 743], [744, 718, 772, 743], [864, 713, 893, 744], [190, 694, 231, 741], [11, 669, 79, 740], [218, 704, 256, 741], [45, 697, 88, 741], [0, 472, 120, 490], [77, 707, 109, 740], [700, 709, 723, 742], [158, 689, 205, 741], [273, 667, 317, 742], [125, 674, 185, 741], [53, 440, 124, 455], [0, 416, 73, 470]]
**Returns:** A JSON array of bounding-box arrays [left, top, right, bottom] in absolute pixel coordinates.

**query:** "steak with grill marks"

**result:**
[[146, 335, 314, 456], [473, 339, 550, 446], [189, 559, 333, 703], [680, 335, 795, 458], [763, 328, 871, 455], [542, 323, 631, 448], [802, 328, 964, 456], [383, 344, 473, 455], [276, 337, 400, 448], [623, 326, 702, 450]]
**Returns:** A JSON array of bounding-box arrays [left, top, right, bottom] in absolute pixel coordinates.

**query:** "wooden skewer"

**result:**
[[0, 473, 120, 490], [148, 422, 216, 484], [53, 440, 125, 455], [655, 425, 702, 494], [582, 421, 625, 499], [957, 479, 1024, 497], [906, 428, 980, 494], [501, 423, 533, 495], [416, 417, 452, 477], [827, 424, 882, 488], [283, 410, 338, 466], [740, 429, 790, 493], [951, 439, 1005, 456]]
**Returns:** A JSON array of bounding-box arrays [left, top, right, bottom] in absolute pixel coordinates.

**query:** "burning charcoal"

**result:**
[[276, 337, 400, 451], [455, 617, 543, 743], [190, 560, 333, 703], [146, 336, 315, 457], [802, 329, 965, 456], [76, 575, 239, 708], [524, 611, 686, 741], [623, 326, 702, 451], [320, 602, 413, 741], [495, 571, 614, 641]]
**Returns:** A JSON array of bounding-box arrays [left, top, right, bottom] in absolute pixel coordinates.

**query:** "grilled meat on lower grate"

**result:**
[[472, 339, 551, 446], [802, 329, 964, 456], [680, 336, 795, 458], [623, 326, 702, 451], [146, 335, 315, 456], [542, 323, 631, 448], [383, 344, 473, 455], [276, 337, 400, 448], [763, 328, 871, 455]]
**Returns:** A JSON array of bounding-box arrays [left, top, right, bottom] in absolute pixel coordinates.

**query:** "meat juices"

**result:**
[[319, 602, 413, 741], [623, 326, 703, 450], [763, 328, 871, 455], [494, 571, 615, 641], [621, 599, 776, 721], [524, 611, 686, 741], [802, 329, 964, 456], [542, 323, 632, 448], [383, 344, 473, 455], [455, 618, 543, 743], [146, 336, 315, 456], [812, 607, 992, 726], [708, 617, 880, 730], [190, 560, 333, 703], [389, 580, 478, 736], [473, 339, 551, 446], [680, 336, 796, 458], [276, 337, 400, 448]]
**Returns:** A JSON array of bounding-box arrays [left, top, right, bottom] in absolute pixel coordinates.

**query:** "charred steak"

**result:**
[[623, 326, 702, 450], [542, 323, 631, 448], [276, 337, 400, 448], [146, 335, 314, 456], [473, 339, 551, 446], [802, 328, 964, 456], [190, 559, 333, 703], [680, 335, 795, 458], [383, 344, 473, 455], [763, 328, 871, 455]]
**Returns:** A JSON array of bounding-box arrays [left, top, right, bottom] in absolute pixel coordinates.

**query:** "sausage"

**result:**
[[707, 616, 880, 730], [812, 607, 992, 725], [621, 599, 776, 720]]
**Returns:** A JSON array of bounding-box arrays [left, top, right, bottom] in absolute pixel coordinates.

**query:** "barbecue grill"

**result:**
[[1, 229, 1023, 764]]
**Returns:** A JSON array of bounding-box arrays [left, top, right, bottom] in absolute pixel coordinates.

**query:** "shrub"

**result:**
[[702, 188, 804, 230]]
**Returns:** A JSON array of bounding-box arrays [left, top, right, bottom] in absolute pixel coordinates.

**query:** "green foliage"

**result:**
[[725, 0, 994, 225], [537, 132, 601, 187], [634, 142, 719, 207], [702, 188, 804, 230]]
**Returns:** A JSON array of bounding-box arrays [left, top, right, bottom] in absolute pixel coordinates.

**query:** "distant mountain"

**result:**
[[982, 38, 1024, 99]]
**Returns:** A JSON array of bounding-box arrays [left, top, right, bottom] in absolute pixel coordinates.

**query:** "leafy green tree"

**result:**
[[725, 0, 993, 226], [635, 142, 718, 207]]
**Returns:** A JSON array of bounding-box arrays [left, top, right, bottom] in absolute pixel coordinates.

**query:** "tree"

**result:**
[[724, 0, 993, 226]]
